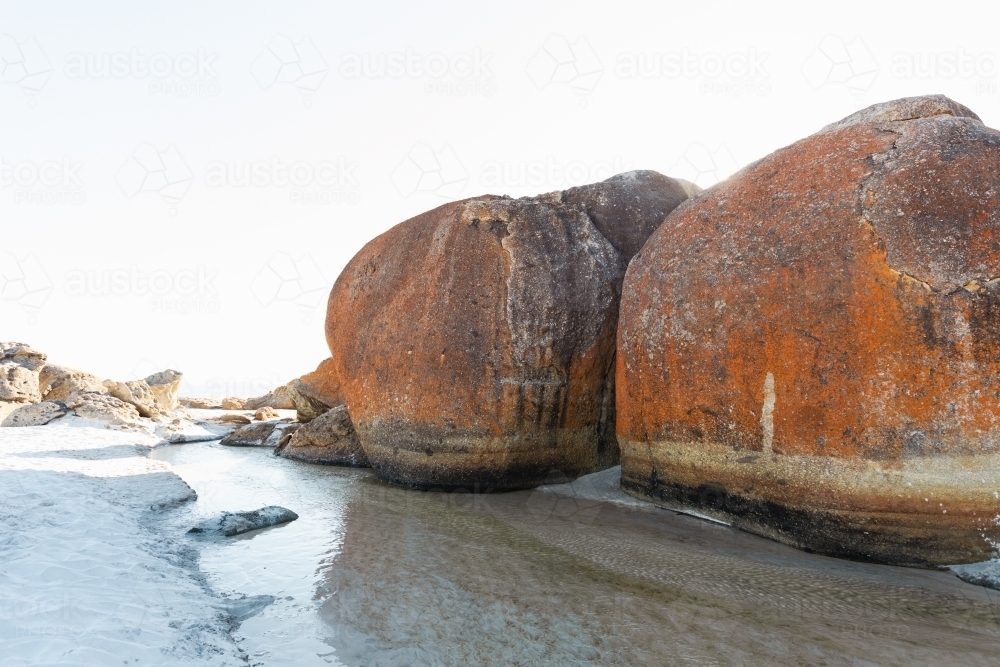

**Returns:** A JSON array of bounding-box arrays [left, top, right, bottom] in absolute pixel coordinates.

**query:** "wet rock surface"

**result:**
[[187, 506, 299, 537], [220, 420, 298, 447], [326, 172, 690, 489], [275, 404, 368, 466], [616, 95, 1000, 566]]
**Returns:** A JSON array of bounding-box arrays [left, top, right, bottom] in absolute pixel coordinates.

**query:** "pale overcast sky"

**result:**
[[3, 0, 998, 396]]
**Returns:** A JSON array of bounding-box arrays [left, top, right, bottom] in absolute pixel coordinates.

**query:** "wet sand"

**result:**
[[154, 442, 1000, 666]]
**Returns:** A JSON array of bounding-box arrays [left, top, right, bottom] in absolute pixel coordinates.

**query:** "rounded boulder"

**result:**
[[617, 95, 1000, 566], [327, 172, 690, 489]]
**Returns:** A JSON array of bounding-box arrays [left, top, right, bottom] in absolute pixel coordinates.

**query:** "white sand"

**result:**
[[0, 419, 246, 666]]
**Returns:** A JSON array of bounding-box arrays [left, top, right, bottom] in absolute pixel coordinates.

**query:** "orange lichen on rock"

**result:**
[[325, 172, 690, 489], [617, 95, 1000, 566]]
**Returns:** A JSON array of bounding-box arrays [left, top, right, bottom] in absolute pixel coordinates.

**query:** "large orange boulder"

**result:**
[[326, 171, 690, 489], [617, 95, 1000, 567]]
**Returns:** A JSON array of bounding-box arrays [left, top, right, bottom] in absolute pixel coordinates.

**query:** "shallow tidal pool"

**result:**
[[153, 441, 1000, 666]]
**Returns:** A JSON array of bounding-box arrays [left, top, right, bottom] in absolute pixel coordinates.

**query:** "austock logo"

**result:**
[[0, 252, 52, 322], [64, 47, 221, 97], [527, 34, 603, 103], [63, 265, 220, 315], [0, 35, 51, 102], [615, 47, 770, 96], [1, 156, 85, 205], [251, 35, 328, 104], [672, 143, 740, 189], [339, 47, 496, 97], [391, 143, 468, 199], [802, 34, 879, 95], [250, 252, 328, 324], [204, 156, 361, 205], [116, 143, 193, 212]]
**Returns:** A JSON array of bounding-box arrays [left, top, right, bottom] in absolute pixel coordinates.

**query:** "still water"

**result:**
[[152, 441, 1000, 666]]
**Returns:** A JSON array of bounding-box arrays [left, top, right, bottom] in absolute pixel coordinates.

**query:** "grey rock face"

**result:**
[[1, 400, 67, 427], [187, 506, 299, 537], [220, 420, 299, 447], [276, 404, 368, 466]]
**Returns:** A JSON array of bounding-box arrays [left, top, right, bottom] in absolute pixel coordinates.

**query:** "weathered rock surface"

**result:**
[[38, 365, 107, 402], [254, 407, 279, 421], [244, 386, 293, 410], [145, 369, 182, 411], [187, 506, 298, 537], [215, 413, 252, 425], [104, 379, 162, 418], [180, 396, 223, 409], [1, 400, 67, 427], [0, 342, 46, 403], [561, 170, 691, 259], [616, 95, 1000, 567], [295, 358, 343, 407], [325, 171, 690, 489], [221, 397, 247, 410], [220, 420, 298, 447], [65, 391, 141, 427], [275, 404, 368, 466], [0, 401, 20, 423]]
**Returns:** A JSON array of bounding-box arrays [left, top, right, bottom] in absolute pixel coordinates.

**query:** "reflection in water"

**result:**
[[155, 443, 1000, 667]]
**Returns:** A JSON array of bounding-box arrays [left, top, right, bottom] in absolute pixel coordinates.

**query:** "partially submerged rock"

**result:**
[[951, 560, 1000, 591], [275, 404, 368, 466], [38, 365, 107, 402], [187, 506, 298, 537], [616, 95, 1000, 567], [326, 171, 691, 489], [1, 400, 67, 427], [220, 420, 298, 447], [0, 342, 46, 404]]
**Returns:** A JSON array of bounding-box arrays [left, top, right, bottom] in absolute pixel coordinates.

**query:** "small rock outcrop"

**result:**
[[244, 386, 293, 411], [38, 365, 107, 402], [325, 171, 691, 489], [1, 400, 67, 427], [221, 397, 247, 410], [254, 407, 279, 421], [65, 391, 141, 428], [187, 506, 298, 537], [104, 379, 162, 418], [180, 397, 223, 409], [220, 420, 298, 447], [616, 95, 1000, 567], [145, 369, 182, 411], [0, 342, 46, 404], [275, 404, 368, 466], [286, 358, 342, 422]]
